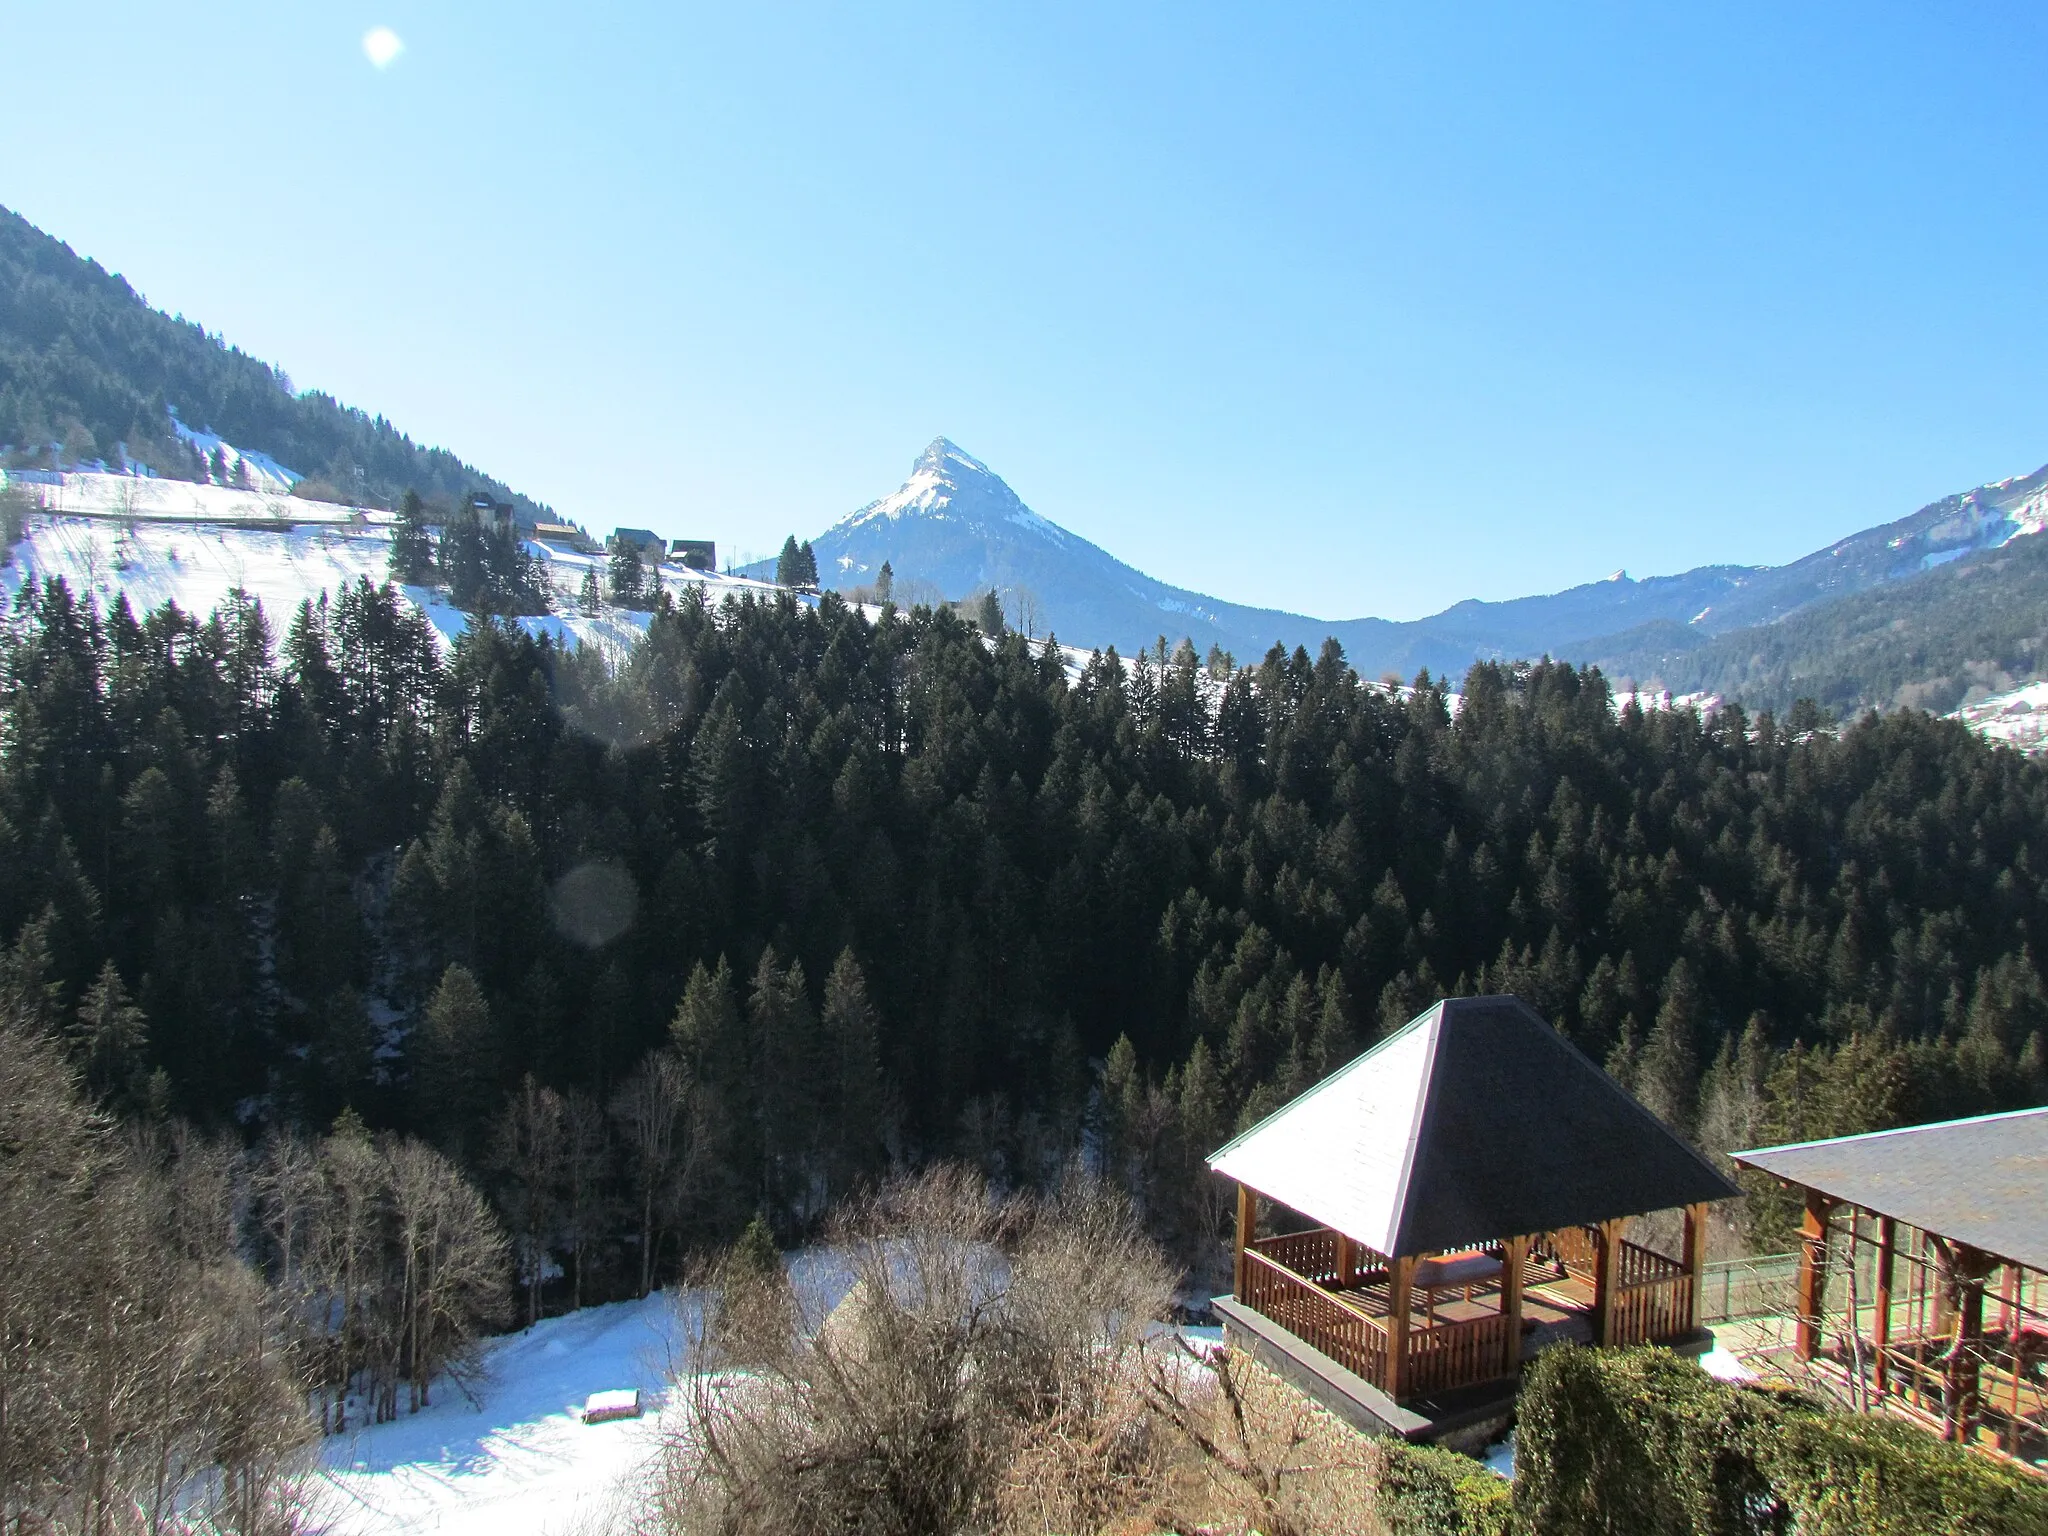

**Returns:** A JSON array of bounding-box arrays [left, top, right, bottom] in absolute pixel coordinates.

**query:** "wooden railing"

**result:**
[[1542, 1224, 1600, 1279], [1607, 1239, 1695, 1346], [1250, 1227, 1390, 1287], [1251, 1229, 1343, 1286], [1239, 1248, 1389, 1385], [1403, 1311, 1513, 1397]]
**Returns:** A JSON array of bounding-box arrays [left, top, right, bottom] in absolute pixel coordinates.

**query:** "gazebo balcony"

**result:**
[[1232, 1218, 1704, 1403], [1206, 997, 1737, 1435]]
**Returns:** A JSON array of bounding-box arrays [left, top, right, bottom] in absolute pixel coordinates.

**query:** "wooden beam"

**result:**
[[1592, 1220, 1625, 1347], [1872, 1216, 1895, 1396], [1336, 1231, 1356, 1289], [1385, 1254, 1414, 1401], [1795, 1188, 1833, 1361], [1500, 1235, 1529, 1376], [1234, 1183, 1255, 1302], [1681, 1202, 1709, 1334]]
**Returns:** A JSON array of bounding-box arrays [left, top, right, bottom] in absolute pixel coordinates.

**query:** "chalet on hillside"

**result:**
[[532, 521, 591, 551], [1209, 995, 1737, 1441], [669, 538, 716, 571], [1734, 1109, 2048, 1472], [469, 493, 516, 537], [609, 527, 666, 563]]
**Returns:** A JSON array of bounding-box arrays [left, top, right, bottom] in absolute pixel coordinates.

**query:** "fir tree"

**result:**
[[774, 535, 802, 588], [389, 488, 435, 583]]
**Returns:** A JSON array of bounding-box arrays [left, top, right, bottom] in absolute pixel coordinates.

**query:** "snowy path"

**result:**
[[306, 1295, 688, 1536]]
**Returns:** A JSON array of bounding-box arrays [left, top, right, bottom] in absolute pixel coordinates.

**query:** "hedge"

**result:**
[[1512, 1344, 2048, 1536], [1376, 1440, 1515, 1536]]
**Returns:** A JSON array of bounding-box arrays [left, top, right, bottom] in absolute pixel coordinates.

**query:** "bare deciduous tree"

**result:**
[[655, 1165, 1176, 1536]]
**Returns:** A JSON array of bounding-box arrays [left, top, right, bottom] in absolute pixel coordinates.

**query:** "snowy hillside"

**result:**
[[1950, 681, 2048, 756], [3, 514, 778, 659], [310, 1295, 683, 1536]]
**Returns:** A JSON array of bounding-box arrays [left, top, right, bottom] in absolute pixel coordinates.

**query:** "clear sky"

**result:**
[[6, 3, 2047, 620]]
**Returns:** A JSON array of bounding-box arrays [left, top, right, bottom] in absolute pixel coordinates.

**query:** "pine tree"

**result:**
[[578, 568, 601, 616], [608, 543, 646, 609], [413, 963, 500, 1153], [1636, 958, 1704, 1134], [820, 948, 886, 1193], [796, 540, 819, 589], [875, 560, 893, 600], [71, 959, 149, 1108], [976, 589, 1006, 637], [748, 948, 820, 1220], [774, 536, 802, 588], [389, 488, 435, 583]]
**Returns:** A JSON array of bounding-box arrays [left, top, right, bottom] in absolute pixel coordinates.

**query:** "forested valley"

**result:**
[[5, 567, 2048, 1335]]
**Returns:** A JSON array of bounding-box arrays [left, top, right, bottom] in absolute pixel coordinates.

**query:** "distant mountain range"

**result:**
[[771, 437, 2048, 711], [8, 194, 2048, 726]]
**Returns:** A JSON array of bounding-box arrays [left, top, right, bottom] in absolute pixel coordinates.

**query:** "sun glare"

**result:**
[[362, 26, 404, 69]]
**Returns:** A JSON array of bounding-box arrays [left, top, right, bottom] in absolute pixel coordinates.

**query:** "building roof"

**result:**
[[612, 527, 662, 544], [1733, 1107, 2048, 1272], [1209, 995, 1739, 1257]]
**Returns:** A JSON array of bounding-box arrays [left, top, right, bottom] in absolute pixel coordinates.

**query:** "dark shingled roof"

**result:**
[[1211, 995, 1739, 1257], [1734, 1107, 2048, 1272]]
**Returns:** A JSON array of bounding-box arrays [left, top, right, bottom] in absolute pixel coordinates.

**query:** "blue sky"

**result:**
[[6, 3, 2047, 620]]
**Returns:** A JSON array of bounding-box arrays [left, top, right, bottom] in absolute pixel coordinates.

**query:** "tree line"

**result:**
[[3, 564, 2047, 1300]]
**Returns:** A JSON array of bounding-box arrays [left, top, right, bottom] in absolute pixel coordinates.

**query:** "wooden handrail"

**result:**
[[1238, 1248, 1390, 1389]]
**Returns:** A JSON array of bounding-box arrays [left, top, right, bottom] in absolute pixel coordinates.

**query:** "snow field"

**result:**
[[3, 517, 779, 663], [307, 1250, 863, 1536]]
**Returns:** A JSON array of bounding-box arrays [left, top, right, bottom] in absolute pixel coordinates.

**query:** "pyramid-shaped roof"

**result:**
[[1209, 996, 1739, 1257]]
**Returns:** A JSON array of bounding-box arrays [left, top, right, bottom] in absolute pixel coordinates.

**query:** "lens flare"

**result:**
[[362, 26, 404, 68]]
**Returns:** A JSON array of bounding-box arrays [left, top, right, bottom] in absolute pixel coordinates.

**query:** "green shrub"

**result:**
[[1761, 1410, 2048, 1536], [1376, 1440, 1515, 1536], [1514, 1344, 2048, 1536]]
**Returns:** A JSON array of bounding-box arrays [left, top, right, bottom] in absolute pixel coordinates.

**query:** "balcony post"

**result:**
[[1234, 1183, 1255, 1302], [1592, 1220, 1625, 1347], [1500, 1235, 1528, 1376], [1872, 1215, 1895, 1395], [1681, 1202, 1709, 1334], [1385, 1254, 1414, 1401], [1795, 1187, 1834, 1361]]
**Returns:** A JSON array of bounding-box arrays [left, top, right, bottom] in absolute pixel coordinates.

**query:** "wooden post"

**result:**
[[1872, 1216, 1895, 1396], [1681, 1202, 1709, 1334], [1943, 1243, 1989, 1444], [1501, 1235, 1528, 1376], [1336, 1231, 1356, 1290], [1592, 1220, 1625, 1347], [1234, 1183, 1255, 1302], [1795, 1188, 1833, 1361], [1386, 1254, 1414, 1401]]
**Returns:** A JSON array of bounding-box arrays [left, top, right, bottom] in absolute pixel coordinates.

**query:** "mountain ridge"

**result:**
[[783, 435, 2048, 686]]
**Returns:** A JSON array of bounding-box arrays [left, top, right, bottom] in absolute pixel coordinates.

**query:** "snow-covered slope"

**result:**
[[310, 1295, 683, 1536], [2, 515, 778, 660], [1950, 681, 2048, 756]]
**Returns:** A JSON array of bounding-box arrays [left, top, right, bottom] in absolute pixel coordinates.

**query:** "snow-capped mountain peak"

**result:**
[[838, 438, 1068, 546]]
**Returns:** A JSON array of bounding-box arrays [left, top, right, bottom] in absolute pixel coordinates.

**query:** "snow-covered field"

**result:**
[[2, 516, 778, 661], [307, 1295, 684, 1536], [1950, 679, 2048, 755], [306, 1253, 868, 1536]]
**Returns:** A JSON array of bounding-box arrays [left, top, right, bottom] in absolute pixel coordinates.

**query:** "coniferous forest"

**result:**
[[4, 572, 2047, 1306]]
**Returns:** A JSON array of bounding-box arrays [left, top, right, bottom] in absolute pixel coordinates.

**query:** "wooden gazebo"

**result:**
[[1734, 1108, 2048, 1473], [1208, 996, 1738, 1435]]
